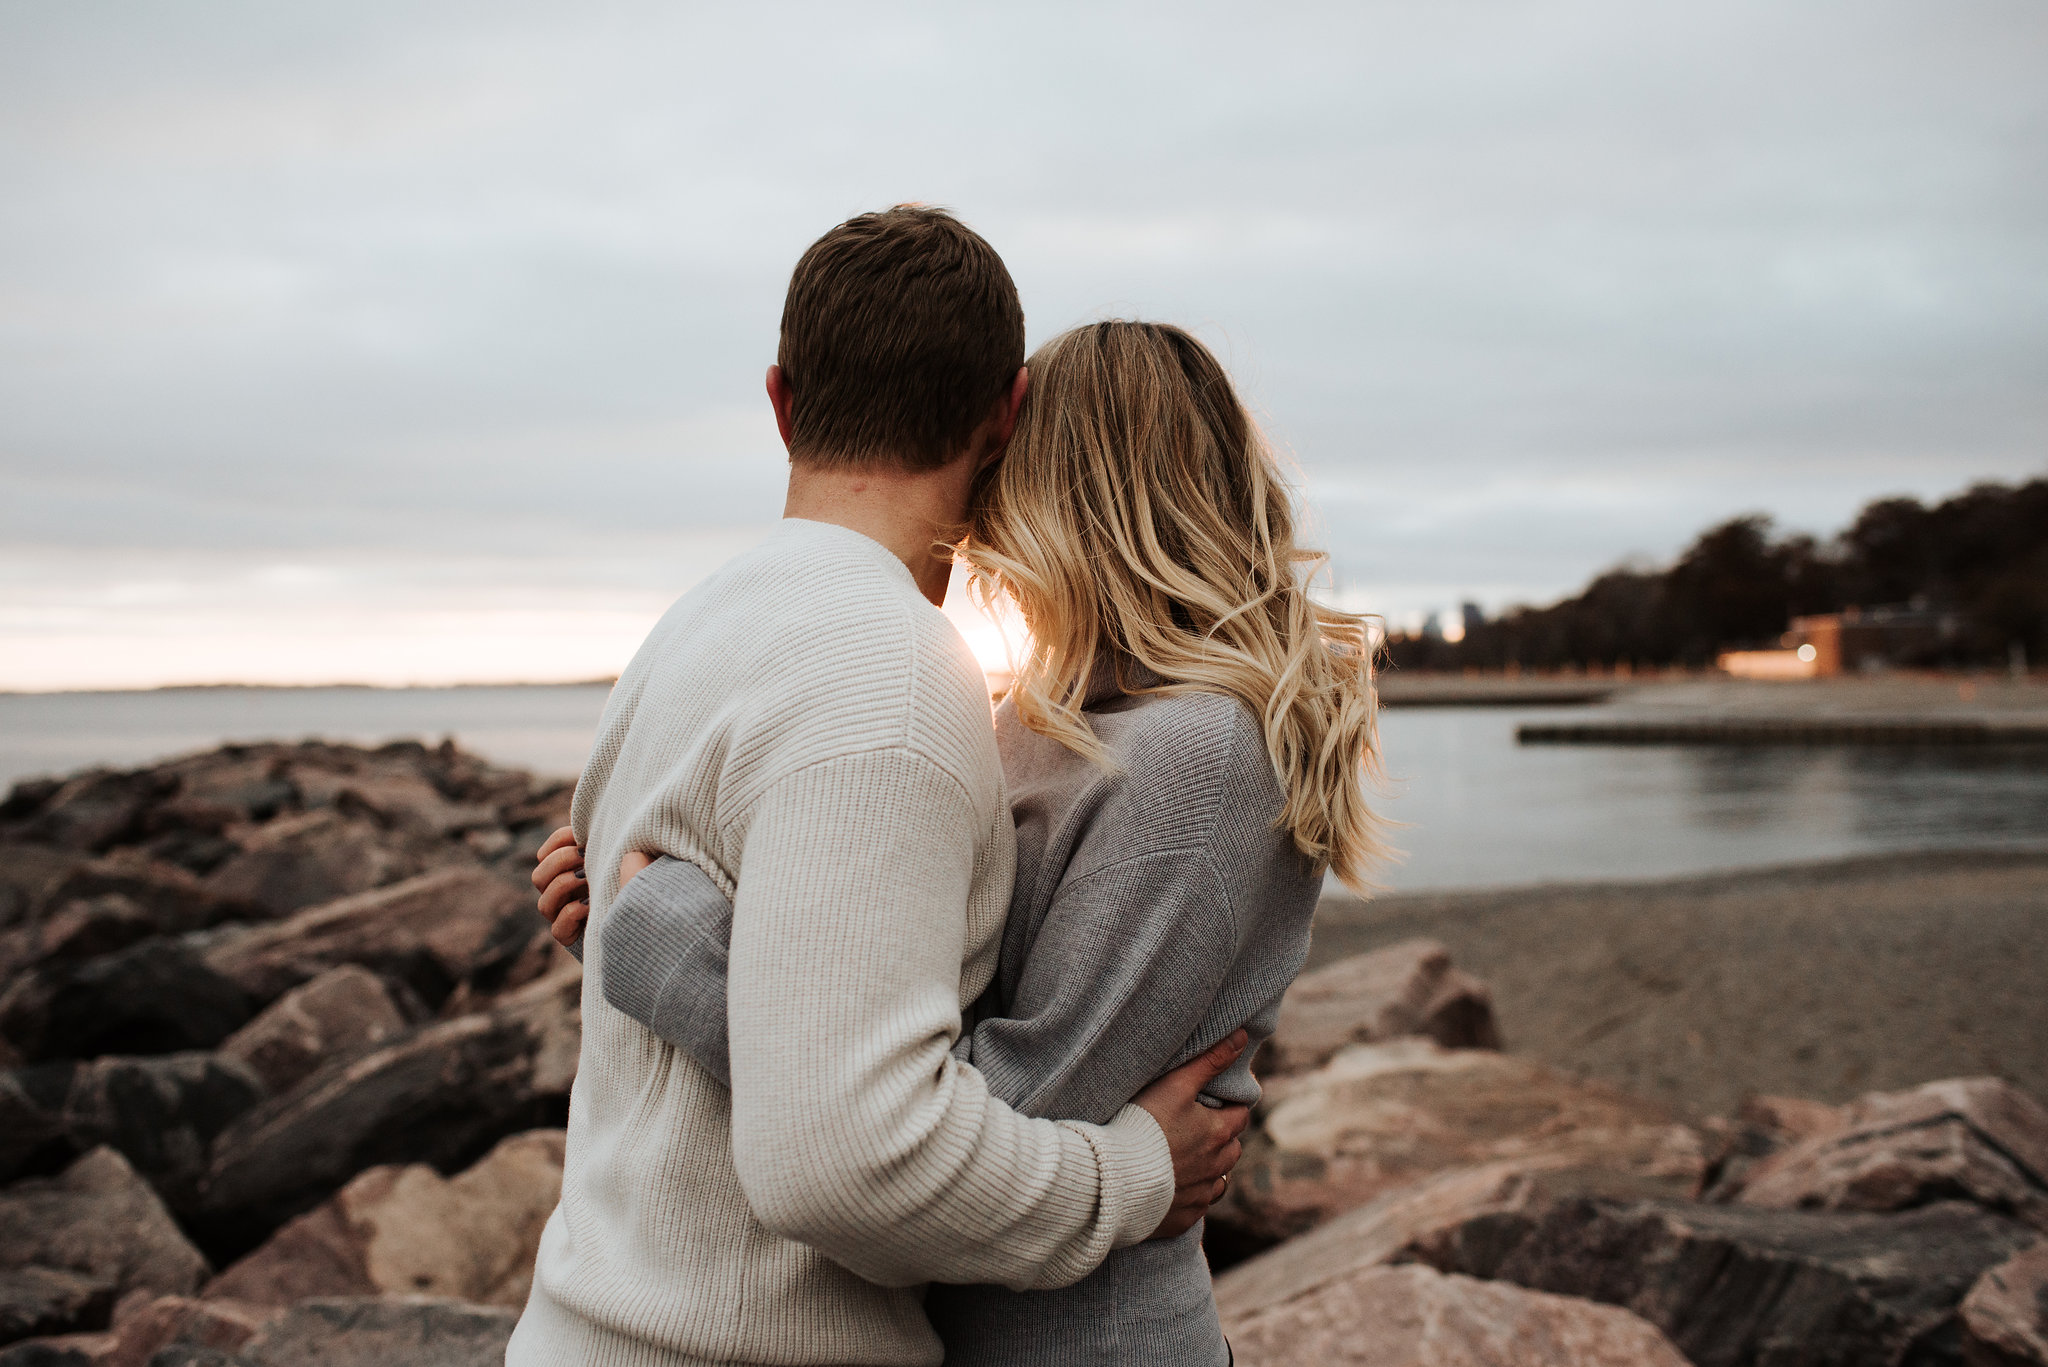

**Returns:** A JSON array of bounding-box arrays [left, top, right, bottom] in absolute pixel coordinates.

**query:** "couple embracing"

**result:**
[[508, 206, 1381, 1367]]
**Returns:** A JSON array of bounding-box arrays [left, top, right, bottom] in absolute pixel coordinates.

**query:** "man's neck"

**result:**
[[782, 455, 976, 606]]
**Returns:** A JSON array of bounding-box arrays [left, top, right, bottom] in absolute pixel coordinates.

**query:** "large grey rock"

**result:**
[[1262, 939, 1500, 1078], [1222, 1263, 1691, 1367], [1961, 1241, 2048, 1366], [1726, 1077, 2048, 1233], [0, 1149, 210, 1346], [0, 1055, 265, 1199], [200, 866, 539, 1011], [216, 967, 408, 1095], [1211, 1040, 1706, 1245], [1489, 1195, 2039, 1367], [205, 1129, 565, 1309], [194, 968, 578, 1254], [236, 1297, 515, 1367]]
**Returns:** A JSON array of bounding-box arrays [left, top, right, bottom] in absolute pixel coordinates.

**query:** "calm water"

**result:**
[[2, 686, 2044, 891]]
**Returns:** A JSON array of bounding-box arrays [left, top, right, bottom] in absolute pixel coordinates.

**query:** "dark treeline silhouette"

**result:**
[[1386, 478, 2048, 672]]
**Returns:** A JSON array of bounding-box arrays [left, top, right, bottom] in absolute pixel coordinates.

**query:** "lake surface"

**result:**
[[2, 685, 2043, 891]]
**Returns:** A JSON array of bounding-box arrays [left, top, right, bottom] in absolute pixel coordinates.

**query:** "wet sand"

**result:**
[[1311, 848, 2048, 1118]]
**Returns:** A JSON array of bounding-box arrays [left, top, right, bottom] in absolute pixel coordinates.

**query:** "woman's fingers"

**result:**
[[538, 868, 589, 920], [534, 823, 578, 864], [533, 843, 586, 896], [551, 899, 590, 947]]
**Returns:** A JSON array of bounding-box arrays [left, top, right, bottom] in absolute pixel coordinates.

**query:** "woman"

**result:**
[[538, 320, 1382, 1364]]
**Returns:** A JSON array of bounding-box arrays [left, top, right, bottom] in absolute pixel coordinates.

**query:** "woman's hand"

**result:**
[[532, 825, 590, 947], [618, 849, 653, 888]]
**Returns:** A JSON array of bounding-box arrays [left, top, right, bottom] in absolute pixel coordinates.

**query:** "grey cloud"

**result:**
[[1, 0, 2043, 624]]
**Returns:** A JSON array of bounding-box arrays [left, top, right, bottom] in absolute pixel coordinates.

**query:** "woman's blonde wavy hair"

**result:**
[[959, 320, 1386, 891]]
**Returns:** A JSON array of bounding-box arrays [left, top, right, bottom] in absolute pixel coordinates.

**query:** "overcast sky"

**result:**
[[3, 1, 2044, 688]]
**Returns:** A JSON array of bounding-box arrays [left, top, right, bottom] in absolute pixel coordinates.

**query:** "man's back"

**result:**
[[510, 519, 1174, 1367]]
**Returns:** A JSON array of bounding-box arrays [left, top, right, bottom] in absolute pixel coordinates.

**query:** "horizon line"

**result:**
[[0, 678, 623, 699]]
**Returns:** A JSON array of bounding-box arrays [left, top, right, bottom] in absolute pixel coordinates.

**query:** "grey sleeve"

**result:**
[[597, 855, 735, 1086], [963, 851, 1240, 1126]]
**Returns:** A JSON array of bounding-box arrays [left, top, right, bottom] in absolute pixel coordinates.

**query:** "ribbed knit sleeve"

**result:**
[[725, 747, 1175, 1292]]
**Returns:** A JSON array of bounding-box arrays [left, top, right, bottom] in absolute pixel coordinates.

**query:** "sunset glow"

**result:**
[[940, 565, 1028, 695]]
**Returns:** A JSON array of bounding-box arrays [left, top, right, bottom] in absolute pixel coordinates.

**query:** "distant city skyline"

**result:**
[[3, 2, 2043, 689]]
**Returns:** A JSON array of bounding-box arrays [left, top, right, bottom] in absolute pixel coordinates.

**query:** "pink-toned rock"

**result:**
[[1961, 1240, 2048, 1366], [218, 966, 409, 1094], [1212, 1040, 1707, 1243], [1213, 1157, 1688, 1322], [1729, 1077, 2048, 1232], [205, 1129, 565, 1309], [1738, 1094, 1849, 1145], [1262, 940, 1500, 1078], [90, 1294, 273, 1367], [196, 969, 578, 1248], [1224, 1263, 1691, 1367]]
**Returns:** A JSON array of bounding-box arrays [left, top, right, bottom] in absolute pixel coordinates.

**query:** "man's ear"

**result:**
[[979, 366, 1030, 472], [766, 364, 798, 451]]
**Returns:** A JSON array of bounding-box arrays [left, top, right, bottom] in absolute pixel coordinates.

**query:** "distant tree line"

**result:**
[[1385, 478, 2048, 672]]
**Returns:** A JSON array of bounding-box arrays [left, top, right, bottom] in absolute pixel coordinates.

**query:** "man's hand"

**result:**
[[532, 825, 589, 947], [1133, 1029, 1253, 1241]]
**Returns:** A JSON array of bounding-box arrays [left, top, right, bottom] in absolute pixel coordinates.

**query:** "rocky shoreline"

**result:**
[[1, 742, 2043, 1366]]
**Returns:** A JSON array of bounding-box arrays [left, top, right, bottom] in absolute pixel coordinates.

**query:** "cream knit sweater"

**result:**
[[507, 519, 1177, 1367]]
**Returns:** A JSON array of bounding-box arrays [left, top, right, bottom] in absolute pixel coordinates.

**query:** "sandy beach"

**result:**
[[1311, 847, 2048, 1118]]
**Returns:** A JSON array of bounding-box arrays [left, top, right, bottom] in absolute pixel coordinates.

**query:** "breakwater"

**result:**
[[1519, 716, 2048, 745]]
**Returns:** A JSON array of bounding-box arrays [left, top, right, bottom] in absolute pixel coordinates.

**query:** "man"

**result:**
[[506, 207, 1249, 1366]]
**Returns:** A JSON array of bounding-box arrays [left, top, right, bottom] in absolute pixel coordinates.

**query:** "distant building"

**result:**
[[1718, 604, 1966, 680], [1781, 605, 1964, 675]]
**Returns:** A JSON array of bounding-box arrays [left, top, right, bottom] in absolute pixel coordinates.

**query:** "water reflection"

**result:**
[[1375, 708, 2048, 891], [3, 688, 2042, 894]]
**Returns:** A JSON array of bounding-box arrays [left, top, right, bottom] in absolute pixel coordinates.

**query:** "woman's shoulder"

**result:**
[[1108, 688, 1272, 788], [1084, 689, 1281, 849]]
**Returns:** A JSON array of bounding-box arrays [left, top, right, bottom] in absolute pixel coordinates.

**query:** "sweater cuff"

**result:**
[[1099, 1103, 1176, 1250]]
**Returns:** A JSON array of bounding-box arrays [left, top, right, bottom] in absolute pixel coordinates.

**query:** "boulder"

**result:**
[[235, 1297, 516, 1367], [194, 968, 578, 1255], [1961, 1241, 2048, 1367], [205, 1129, 565, 1309], [201, 811, 435, 923], [0, 1296, 276, 1367], [0, 942, 256, 1063], [1698, 1094, 1853, 1201], [200, 866, 541, 1011], [2, 771, 175, 855], [0, 1055, 265, 1199], [1262, 940, 1500, 1078], [1211, 1040, 1707, 1244], [216, 968, 408, 1095], [0, 1270, 114, 1348], [1491, 1196, 2039, 1367], [1214, 1156, 1691, 1318], [1726, 1077, 2048, 1233], [1222, 1262, 1691, 1367], [0, 1149, 210, 1345]]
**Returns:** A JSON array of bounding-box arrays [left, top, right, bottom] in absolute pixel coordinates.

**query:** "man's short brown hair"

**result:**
[[777, 206, 1025, 470]]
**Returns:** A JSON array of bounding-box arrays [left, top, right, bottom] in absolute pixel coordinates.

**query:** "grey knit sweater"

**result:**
[[601, 665, 1323, 1365]]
